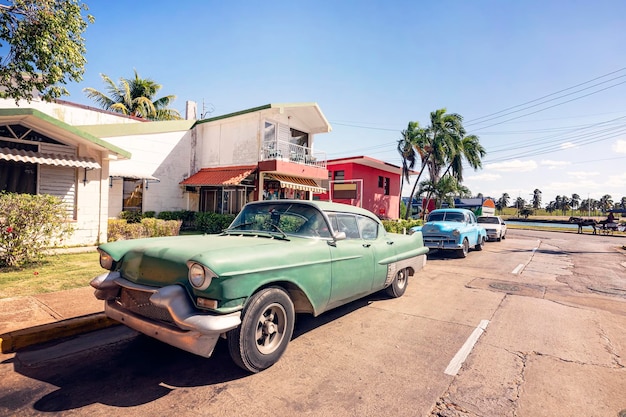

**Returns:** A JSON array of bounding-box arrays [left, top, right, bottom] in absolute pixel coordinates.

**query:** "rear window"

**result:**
[[478, 217, 499, 224]]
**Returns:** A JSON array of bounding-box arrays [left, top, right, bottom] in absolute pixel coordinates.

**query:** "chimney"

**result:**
[[185, 101, 197, 120]]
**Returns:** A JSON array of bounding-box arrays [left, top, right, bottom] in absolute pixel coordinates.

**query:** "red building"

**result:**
[[315, 156, 402, 219]]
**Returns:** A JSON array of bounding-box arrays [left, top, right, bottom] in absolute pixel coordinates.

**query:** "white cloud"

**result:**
[[560, 142, 577, 150], [541, 160, 570, 169], [567, 171, 600, 179], [612, 139, 626, 154], [485, 159, 537, 172], [465, 172, 501, 181]]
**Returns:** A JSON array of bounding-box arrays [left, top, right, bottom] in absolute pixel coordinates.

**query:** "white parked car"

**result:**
[[477, 215, 507, 241]]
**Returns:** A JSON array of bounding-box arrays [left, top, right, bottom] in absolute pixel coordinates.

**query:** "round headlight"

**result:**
[[452, 229, 461, 237], [188, 262, 212, 290], [99, 249, 114, 270]]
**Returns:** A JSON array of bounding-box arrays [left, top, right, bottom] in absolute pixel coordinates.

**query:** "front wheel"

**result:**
[[227, 287, 295, 373], [386, 267, 409, 298], [456, 238, 469, 258]]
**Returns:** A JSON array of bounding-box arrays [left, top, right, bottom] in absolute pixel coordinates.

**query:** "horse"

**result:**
[[568, 217, 597, 234]]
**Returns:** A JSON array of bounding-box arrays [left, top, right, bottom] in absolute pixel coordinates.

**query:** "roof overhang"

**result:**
[[0, 147, 100, 169], [180, 165, 257, 186], [327, 156, 404, 175], [0, 108, 131, 159], [196, 103, 332, 134]]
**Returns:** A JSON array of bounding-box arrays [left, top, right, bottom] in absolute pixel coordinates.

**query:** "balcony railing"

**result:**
[[261, 140, 326, 168]]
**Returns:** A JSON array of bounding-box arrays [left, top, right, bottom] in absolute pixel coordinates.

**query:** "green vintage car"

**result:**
[[91, 200, 428, 372]]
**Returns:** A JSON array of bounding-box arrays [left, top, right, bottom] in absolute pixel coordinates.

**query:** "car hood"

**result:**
[[99, 234, 316, 287], [419, 221, 465, 234]]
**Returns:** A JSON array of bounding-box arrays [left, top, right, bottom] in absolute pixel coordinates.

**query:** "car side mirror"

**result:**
[[333, 231, 347, 241]]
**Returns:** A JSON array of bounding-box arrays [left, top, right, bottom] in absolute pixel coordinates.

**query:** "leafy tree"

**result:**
[[83, 70, 182, 120], [619, 196, 626, 210], [0, 0, 93, 102], [519, 207, 533, 218]]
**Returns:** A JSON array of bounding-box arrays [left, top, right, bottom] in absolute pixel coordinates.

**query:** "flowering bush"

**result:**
[[0, 192, 74, 267], [107, 218, 182, 241]]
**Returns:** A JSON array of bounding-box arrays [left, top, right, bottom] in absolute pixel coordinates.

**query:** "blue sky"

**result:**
[[64, 1, 626, 205]]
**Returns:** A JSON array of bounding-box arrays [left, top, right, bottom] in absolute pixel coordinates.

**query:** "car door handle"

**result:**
[[386, 241, 394, 245], [362, 243, 371, 248]]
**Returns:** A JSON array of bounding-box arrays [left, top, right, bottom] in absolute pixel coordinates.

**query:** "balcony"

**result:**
[[261, 140, 326, 169]]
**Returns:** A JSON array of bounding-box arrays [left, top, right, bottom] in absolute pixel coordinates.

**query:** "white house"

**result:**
[[0, 100, 132, 245], [0, 99, 333, 245]]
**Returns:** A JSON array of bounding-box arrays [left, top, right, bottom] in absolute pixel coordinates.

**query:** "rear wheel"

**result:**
[[227, 287, 295, 373], [456, 238, 469, 258], [475, 236, 485, 251], [386, 268, 409, 298]]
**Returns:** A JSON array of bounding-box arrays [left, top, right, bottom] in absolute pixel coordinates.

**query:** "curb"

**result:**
[[0, 313, 119, 354]]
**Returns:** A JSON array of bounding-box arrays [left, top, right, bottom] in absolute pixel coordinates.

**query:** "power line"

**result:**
[[465, 67, 626, 124]]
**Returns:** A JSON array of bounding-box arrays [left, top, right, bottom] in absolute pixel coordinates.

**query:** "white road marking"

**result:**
[[511, 264, 525, 274], [444, 320, 489, 376], [511, 240, 541, 275]]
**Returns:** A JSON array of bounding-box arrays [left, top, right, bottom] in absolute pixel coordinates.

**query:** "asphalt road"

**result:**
[[1, 229, 625, 417]]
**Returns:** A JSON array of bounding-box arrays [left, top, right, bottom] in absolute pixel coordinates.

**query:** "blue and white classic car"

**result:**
[[411, 208, 487, 258]]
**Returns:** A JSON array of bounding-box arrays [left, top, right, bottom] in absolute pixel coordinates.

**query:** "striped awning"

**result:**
[[0, 147, 101, 169], [266, 174, 326, 193], [180, 165, 257, 186]]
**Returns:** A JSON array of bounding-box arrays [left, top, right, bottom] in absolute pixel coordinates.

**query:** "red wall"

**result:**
[[316, 162, 400, 219]]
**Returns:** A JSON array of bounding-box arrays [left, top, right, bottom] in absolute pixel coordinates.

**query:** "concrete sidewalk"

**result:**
[[0, 285, 118, 354]]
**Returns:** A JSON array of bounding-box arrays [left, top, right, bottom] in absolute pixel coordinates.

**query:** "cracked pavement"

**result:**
[[429, 230, 626, 417]]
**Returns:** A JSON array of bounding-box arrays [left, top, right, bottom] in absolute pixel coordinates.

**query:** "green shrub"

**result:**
[[143, 211, 156, 218], [195, 212, 236, 234], [107, 218, 182, 241], [0, 192, 74, 267], [120, 210, 142, 223], [382, 218, 423, 234]]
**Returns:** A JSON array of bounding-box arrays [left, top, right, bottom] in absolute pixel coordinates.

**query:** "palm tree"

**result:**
[[497, 193, 510, 214], [397, 122, 419, 217], [440, 134, 486, 182], [83, 70, 182, 120], [599, 194, 613, 213], [571, 194, 580, 215], [560, 196, 571, 216], [532, 189, 542, 209], [515, 197, 526, 215]]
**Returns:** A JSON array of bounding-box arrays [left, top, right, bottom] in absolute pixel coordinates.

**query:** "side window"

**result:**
[[335, 214, 360, 239], [357, 216, 379, 240]]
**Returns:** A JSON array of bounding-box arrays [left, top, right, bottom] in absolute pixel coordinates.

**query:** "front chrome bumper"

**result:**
[[91, 272, 241, 358], [422, 237, 462, 250]]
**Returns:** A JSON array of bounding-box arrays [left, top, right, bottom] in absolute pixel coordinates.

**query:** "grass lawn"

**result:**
[[0, 252, 103, 299]]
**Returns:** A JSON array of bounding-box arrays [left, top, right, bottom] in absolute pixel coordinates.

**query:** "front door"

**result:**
[[326, 213, 375, 309]]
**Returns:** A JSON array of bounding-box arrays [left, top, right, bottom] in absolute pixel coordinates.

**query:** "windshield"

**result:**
[[228, 202, 331, 238], [427, 211, 465, 222], [478, 217, 499, 224]]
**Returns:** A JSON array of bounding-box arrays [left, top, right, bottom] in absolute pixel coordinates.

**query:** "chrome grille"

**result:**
[[117, 287, 175, 325]]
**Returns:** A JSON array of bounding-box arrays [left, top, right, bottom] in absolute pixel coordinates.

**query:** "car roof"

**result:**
[[245, 199, 379, 220], [431, 208, 474, 214]]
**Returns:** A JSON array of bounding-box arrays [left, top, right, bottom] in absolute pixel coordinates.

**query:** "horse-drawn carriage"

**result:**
[[568, 215, 624, 235]]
